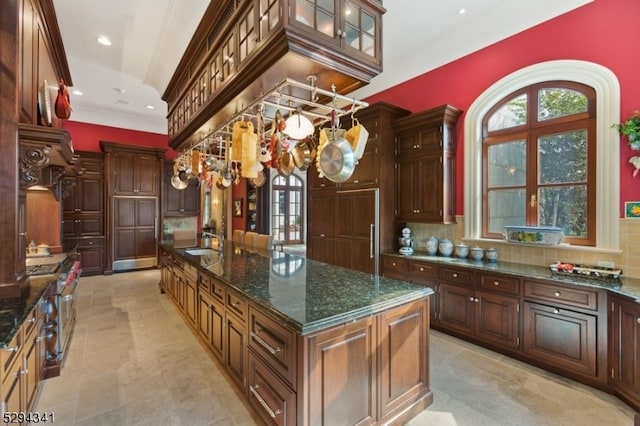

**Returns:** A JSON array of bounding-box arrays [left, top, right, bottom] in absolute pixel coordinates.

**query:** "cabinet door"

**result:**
[[475, 291, 520, 350], [415, 153, 444, 223], [78, 245, 104, 276], [185, 275, 197, 327], [79, 175, 103, 214], [210, 300, 225, 361], [523, 301, 597, 377], [336, 190, 376, 274], [612, 296, 640, 408], [198, 293, 212, 341], [438, 282, 475, 336], [395, 157, 419, 221], [114, 153, 158, 195], [247, 352, 296, 426], [226, 314, 247, 390], [306, 316, 376, 425], [378, 299, 430, 418]]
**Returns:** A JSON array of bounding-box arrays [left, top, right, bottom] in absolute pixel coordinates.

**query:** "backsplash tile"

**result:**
[[405, 216, 639, 278]]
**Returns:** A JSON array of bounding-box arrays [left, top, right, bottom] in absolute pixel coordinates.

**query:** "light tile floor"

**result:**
[[35, 269, 636, 425]]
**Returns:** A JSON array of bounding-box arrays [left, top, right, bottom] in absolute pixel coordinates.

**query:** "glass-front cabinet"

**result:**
[[291, 0, 381, 64], [165, 0, 384, 147]]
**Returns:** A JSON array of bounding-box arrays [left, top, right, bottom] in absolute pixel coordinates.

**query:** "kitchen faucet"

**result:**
[[202, 231, 223, 250]]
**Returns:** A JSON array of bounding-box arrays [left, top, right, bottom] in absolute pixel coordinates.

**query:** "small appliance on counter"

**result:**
[[398, 227, 414, 256]]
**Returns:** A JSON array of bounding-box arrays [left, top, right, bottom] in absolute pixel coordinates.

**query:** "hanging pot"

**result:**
[[292, 138, 313, 171], [278, 151, 295, 176], [249, 170, 266, 187], [171, 174, 188, 190], [319, 135, 356, 183]]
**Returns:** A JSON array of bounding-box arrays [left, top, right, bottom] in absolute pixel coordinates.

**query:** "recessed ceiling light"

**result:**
[[458, 8, 467, 14], [72, 90, 83, 96], [113, 88, 126, 94], [97, 35, 112, 46], [146, 105, 155, 110]]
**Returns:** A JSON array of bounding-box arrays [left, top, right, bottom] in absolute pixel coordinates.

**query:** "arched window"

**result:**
[[271, 174, 304, 244], [482, 81, 596, 246], [464, 60, 620, 251]]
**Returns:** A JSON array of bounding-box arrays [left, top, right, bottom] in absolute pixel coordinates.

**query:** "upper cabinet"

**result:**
[[163, 0, 386, 151], [394, 105, 462, 224], [101, 142, 166, 197]]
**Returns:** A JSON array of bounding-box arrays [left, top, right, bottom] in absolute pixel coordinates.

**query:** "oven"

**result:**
[[57, 260, 81, 364]]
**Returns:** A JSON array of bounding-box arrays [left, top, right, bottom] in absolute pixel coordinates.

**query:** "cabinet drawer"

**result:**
[[1, 330, 22, 382], [249, 308, 297, 388], [439, 266, 473, 285], [226, 290, 247, 321], [524, 280, 598, 311], [408, 260, 437, 278], [382, 256, 409, 275], [248, 352, 296, 426], [198, 274, 211, 293], [478, 273, 520, 296], [22, 306, 38, 340], [77, 237, 104, 248], [210, 277, 226, 304]]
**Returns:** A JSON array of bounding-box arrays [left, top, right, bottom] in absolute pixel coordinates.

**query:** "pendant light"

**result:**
[[285, 107, 314, 140]]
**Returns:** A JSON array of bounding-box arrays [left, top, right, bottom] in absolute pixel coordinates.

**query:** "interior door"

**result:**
[[113, 196, 158, 271], [336, 189, 379, 275]]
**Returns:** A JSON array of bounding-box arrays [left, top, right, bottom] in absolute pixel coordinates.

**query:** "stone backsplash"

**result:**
[[405, 217, 640, 278]]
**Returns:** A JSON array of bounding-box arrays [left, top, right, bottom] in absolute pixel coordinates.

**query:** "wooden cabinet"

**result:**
[[165, 0, 386, 149], [394, 104, 461, 224], [0, 287, 48, 422], [522, 279, 607, 385], [112, 151, 159, 196], [61, 152, 106, 275], [184, 265, 198, 328], [611, 294, 640, 411], [307, 103, 409, 271], [162, 161, 200, 216]]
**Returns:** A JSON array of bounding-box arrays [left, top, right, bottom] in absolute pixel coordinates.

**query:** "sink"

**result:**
[[185, 248, 219, 256]]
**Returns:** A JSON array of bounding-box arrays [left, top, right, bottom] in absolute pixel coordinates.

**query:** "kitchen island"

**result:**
[[159, 241, 433, 425]]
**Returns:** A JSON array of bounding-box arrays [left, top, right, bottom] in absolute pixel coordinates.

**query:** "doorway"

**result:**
[[271, 174, 303, 244]]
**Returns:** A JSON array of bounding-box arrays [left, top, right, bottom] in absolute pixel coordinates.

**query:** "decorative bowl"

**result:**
[[503, 226, 564, 246]]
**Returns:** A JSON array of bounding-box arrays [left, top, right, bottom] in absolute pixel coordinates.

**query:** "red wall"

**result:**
[[62, 120, 179, 159], [366, 0, 640, 216]]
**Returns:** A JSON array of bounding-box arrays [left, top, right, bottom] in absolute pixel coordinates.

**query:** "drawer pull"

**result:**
[[27, 317, 36, 323], [249, 385, 282, 418], [554, 291, 561, 297], [4, 346, 18, 353], [452, 273, 458, 278], [493, 281, 499, 286], [637, 318, 640, 324], [419, 267, 425, 272], [554, 308, 560, 314], [251, 332, 282, 355]]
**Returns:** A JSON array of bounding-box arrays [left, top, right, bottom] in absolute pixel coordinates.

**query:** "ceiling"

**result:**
[[52, 0, 592, 135]]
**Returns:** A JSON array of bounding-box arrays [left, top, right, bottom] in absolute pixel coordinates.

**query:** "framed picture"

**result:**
[[625, 201, 640, 218], [233, 199, 243, 217]]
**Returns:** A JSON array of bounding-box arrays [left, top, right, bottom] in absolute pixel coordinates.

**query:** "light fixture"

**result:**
[[72, 90, 83, 96], [285, 108, 314, 140], [97, 35, 112, 46], [146, 105, 155, 110]]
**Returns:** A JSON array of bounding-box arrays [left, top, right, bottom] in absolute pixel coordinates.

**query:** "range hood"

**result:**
[[19, 123, 80, 199]]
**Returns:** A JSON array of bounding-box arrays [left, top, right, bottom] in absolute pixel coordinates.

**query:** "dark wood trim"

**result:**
[[35, 0, 71, 84]]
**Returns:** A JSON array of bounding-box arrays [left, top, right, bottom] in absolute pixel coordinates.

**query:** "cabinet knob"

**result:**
[[637, 317, 640, 324], [493, 281, 500, 286], [392, 262, 396, 266], [452, 273, 458, 278], [469, 296, 475, 302], [89, 241, 93, 245], [419, 267, 424, 272], [554, 291, 561, 297], [553, 308, 560, 314]]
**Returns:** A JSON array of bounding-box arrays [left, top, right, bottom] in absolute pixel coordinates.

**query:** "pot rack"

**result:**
[[175, 75, 369, 168]]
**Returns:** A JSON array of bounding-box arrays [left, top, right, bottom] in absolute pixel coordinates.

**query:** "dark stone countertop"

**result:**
[[383, 251, 640, 303], [160, 241, 433, 335], [0, 277, 54, 347]]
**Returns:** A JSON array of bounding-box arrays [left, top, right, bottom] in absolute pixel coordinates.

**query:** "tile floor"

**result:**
[[34, 269, 636, 425]]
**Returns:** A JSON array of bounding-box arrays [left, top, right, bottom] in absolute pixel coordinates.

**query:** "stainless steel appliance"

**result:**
[[26, 255, 81, 365]]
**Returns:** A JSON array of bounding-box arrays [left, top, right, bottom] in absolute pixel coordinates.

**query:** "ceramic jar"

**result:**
[[455, 243, 469, 259], [485, 247, 498, 263], [426, 236, 438, 255], [438, 239, 454, 257], [470, 246, 485, 261]]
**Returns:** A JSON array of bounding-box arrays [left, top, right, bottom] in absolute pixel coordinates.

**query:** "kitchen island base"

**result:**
[[160, 244, 433, 425]]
